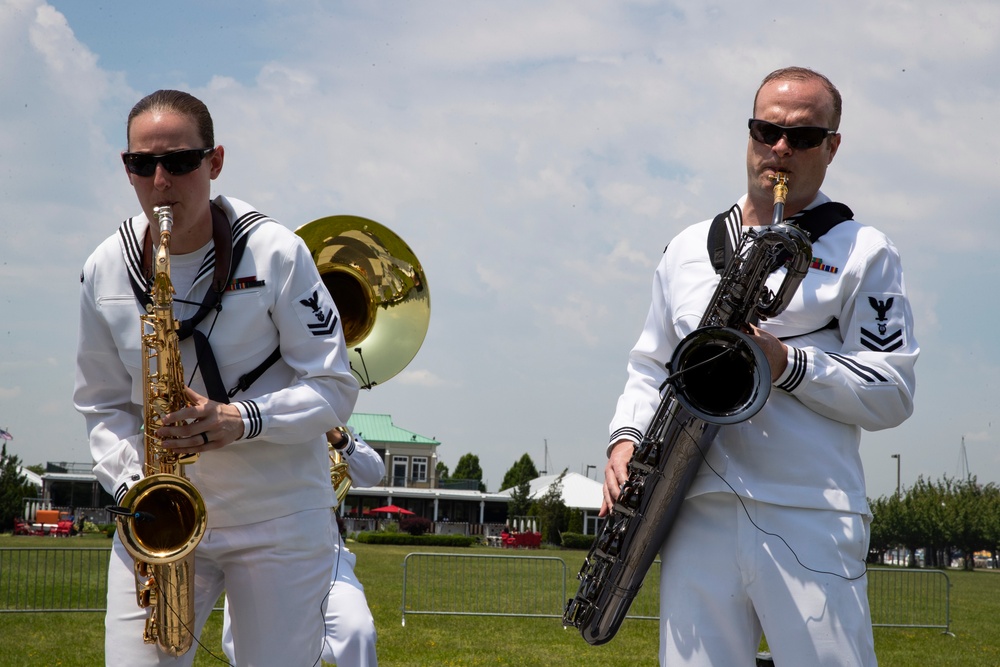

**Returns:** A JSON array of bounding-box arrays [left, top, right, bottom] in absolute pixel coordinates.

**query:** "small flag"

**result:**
[[0, 427, 12, 440]]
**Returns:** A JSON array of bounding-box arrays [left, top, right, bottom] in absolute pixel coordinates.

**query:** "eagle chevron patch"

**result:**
[[856, 292, 906, 353], [294, 284, 340, 338]]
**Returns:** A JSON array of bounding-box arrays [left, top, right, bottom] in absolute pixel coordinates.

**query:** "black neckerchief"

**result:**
[[706, 201, 854, 274]]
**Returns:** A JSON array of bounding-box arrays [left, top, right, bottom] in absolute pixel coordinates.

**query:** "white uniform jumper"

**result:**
[[75, 196, 359, 666], [610, 192, 918, 666]]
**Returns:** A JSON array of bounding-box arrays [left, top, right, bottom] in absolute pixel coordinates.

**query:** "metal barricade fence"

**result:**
[[0, 548, 110, 612], [867, 567, 952, 634], [401, 553, 567, 625], [0, 548, 226, 614], [400, 552, 663, 626], [0, 548, 951, 636], [401, 555, 950, 635]]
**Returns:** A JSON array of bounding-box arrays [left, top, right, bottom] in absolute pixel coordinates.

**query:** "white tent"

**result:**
[[17, 466, 42, 488], [499, 471, 603, 512]]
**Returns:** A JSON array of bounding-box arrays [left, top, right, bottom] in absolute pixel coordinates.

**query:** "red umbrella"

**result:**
[[370, 504, 415, 516]]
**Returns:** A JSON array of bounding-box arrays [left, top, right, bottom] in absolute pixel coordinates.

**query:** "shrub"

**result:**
[[560, 532, 595, 550], [355, 531, 476, 547], [399, 516, 432, 536]]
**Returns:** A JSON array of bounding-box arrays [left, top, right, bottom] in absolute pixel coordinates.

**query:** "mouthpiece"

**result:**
[[153, 205, 173, 234], [768, 172, 789, 225]]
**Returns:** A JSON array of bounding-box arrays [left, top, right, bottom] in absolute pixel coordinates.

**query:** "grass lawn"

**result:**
[[0, 534, 996, 666]]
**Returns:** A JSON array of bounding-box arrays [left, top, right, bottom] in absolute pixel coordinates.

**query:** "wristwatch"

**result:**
[[330, 426, 353, 452]]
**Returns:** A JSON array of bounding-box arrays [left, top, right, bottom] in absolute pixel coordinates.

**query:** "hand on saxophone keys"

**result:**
[[156, 386, 245, 452], [744, 324, 789, 382], [600, 439, 635, 517]]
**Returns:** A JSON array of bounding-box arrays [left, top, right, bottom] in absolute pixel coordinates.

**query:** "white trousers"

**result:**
[[221, 514, 378, 666], [658, 493, 876, 667], [318, 544, 378, 666], [105, 508, 334, 667]]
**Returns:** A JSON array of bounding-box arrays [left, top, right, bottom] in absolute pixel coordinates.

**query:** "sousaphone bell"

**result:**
[[296, 215, 430, 505]]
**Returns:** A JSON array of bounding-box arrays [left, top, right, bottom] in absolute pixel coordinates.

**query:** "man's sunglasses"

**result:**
[[122, 147, 215, 177], [748, 119, 836, 150]]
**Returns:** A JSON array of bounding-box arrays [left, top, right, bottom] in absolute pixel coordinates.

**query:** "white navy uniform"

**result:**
[[221, 430, 385, 666], [74, 195, 359, 666], [610, 192, 918, 666]]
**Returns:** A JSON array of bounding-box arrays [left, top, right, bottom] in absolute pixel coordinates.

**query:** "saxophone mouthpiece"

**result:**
[[768, 172, 789, 225], [768, 172, 789, 204]]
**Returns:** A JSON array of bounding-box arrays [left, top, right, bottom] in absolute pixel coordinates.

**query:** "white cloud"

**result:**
[[4, 0, 1000, 499]]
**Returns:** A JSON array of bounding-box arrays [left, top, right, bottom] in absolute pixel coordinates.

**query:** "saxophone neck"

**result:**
[[151, 206, 175, 304]]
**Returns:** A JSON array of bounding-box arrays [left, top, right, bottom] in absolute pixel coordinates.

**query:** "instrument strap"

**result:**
[[707, 201, 854, 274], [128, 204, 271, 404], [132, 204, 233, 318]]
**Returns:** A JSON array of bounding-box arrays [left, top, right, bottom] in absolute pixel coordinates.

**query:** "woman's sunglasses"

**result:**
[[122, 147, 215, 177], [748, 119, 836, 150]]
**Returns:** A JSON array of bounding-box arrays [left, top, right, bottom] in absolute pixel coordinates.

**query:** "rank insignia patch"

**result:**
[[295, 284, 340, 337], [858, 293, 905, 352]]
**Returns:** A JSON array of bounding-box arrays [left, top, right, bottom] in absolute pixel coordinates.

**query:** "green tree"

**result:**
[[0, 443, 36, 531], [435, 461, 450, 482], [868, 494, 901, 564], [870, 474, 1000, 570], [508, 479, 532, 521], [902, 476, 948, 568], [452, 453, 486, 492], [533, 469, 569, 545], [500, 453, 539, 492]]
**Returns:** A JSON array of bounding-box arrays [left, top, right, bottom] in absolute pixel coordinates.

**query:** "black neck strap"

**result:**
[[128, 204, 248, 403], [137, 204, 234, 329], [707, 201, 854, 274]]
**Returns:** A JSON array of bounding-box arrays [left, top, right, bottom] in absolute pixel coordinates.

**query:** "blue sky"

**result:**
[[2, 0, 999, 498]]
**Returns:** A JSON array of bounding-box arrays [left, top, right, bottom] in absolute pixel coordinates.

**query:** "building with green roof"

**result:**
[[343, 413, 510, 532]]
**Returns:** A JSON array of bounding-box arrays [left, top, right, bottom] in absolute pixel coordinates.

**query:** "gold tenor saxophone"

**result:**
[[115, 205, 207, 656], [564, 173, 812, 644]]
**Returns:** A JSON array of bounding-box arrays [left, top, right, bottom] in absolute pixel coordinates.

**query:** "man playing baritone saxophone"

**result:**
[[74, 89, 359, 666], [602, 67, 917, 666]]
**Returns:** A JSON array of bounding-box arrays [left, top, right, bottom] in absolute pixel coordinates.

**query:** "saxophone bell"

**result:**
[[669, 325, 770, 425]]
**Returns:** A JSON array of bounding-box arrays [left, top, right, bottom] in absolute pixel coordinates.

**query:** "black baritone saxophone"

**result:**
[[563, 173, 812, 644]]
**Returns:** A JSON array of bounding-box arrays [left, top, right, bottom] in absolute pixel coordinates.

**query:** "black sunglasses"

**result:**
[[122, 147, 215, 177], [748, 119, 835, 150]]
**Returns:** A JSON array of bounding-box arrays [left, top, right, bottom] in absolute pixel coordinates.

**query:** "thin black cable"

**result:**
[[657, 338, 867, 581], [684, 420, 868, 582], [314, 524, 346, 667], [310, 518, 345, 667], [145, 573, 234, 665]]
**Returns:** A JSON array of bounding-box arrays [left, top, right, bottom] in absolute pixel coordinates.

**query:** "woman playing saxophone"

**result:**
[[74, 89, 358, 665]]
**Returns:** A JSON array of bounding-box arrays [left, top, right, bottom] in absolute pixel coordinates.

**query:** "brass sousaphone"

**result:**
[[296, 215, 430, 504]]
